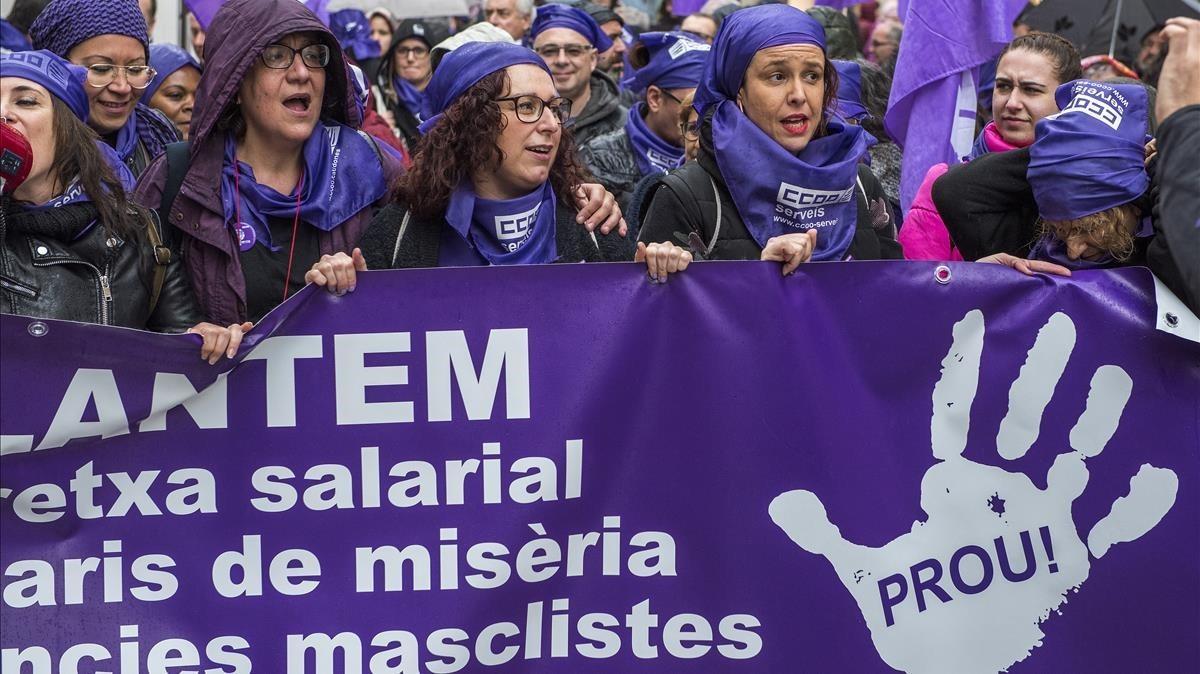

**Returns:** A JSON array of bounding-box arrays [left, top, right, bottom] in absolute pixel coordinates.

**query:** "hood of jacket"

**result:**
[[572, 69, 622, 131], [189, 0, 360, 155]]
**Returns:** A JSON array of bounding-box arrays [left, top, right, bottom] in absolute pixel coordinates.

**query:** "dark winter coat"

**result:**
[[1147, 104, 1200, 313], [577, 126, 640, 212], [132, 0, 402, 326], [569, 70, 627, 148]]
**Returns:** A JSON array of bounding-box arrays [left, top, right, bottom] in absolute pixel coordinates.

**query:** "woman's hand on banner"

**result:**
[[306, 248, 368, 296], [761, 230, 818, 275], [574, 184, 627, 236], [978, 253, 1071, 277], [636, 241, 693, 283], [188, 322, 253, 364]]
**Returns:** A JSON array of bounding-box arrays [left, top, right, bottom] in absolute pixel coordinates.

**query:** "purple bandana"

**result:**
[[832, 60, 869, 122], [419, 41, 550, 134], [145, 43, 201, 100], [625, 104, 684, 176], [621, 31, 710, 95], [443, 181, 559, 266], [0, 51, 90, 122], [1028, 80, 1150, 221], [530, 4, 613, 52], [29, 0, 149, 59], [693, 4, 826, 117], [219, 122, 388, 251], [0, 19, 31, 52], [330, 9, 381, 62], [393, 76, 426, 122]]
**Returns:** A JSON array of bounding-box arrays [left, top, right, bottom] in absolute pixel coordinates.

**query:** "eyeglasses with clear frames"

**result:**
[[534, 44, 593, 59], [84, 64, 157, 89], [260, 43, 331, 70], [495, 95, 573, 124]]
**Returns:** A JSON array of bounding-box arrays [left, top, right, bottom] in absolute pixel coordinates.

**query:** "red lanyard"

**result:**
[[232, 150, 305, 302]]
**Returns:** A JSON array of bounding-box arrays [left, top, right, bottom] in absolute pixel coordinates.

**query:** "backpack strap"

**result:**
[[157, 141, 189, 245], [143, 208, 171, 316], [658, 168, 722, 258]]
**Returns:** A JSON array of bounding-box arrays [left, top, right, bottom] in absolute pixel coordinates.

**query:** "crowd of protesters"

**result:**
[[1, 0, 1198, 362]]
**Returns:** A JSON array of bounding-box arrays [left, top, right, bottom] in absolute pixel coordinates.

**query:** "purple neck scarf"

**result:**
[[443, 181, 558, 266], [31, 141, 135, 239], [625, 104, 684, 176], [219, 122, 388, 252], [393, 76, 426, 121], [712, 108, 873, 259], [1028, 80, 1150, 221]]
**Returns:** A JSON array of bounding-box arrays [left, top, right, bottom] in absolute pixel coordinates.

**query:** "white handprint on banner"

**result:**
[[769, 311, 1179, 674]]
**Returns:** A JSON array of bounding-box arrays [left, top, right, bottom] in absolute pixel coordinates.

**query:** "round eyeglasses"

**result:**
[[495, 95, 573, 124], [261, 43, 331, 70], [84, 64, 156, 90]]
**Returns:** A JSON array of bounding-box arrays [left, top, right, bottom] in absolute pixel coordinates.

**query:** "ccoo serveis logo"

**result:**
[[776, 182, 855, 210], [495, 205, 541, 241]]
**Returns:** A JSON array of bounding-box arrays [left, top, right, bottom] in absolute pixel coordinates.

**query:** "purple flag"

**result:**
[[3, 263, 1199, 672], [884, 0, 1027, 213], [185, 0, 330, 29]]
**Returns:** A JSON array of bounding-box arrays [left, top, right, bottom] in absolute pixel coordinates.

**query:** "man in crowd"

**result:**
[[579, 31, 709, 209], [1137, 23, 1167, 77], [680, 13, 717, 43], [485, 0, 534, 41], [531, 3, 625, 146], [580, 1, 629, 82]]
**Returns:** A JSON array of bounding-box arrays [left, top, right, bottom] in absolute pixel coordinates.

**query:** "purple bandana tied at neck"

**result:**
[[419, 41, 551, 134], [219, 122, 389, 252], [394, 76, 426, 122], [442, 181, 559, 266], [621, 31, 710, 95], [1028, 80, 1151, 222], [625, 105, 684, 176], [529, 4, 613, 52]]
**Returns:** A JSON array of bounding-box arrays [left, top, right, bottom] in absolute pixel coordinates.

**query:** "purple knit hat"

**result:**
[[29, 0, 150, 59]]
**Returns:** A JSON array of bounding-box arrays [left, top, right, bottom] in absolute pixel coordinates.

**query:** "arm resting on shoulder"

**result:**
[[932, 148, 1039, 261]]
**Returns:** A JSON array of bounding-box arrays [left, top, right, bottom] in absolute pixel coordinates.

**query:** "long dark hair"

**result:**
[[397, 69, 589, 218], [47, 97, 142, 240]]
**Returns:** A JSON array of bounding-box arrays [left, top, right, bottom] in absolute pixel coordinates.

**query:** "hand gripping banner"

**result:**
[[2, 262, 1198, 673]]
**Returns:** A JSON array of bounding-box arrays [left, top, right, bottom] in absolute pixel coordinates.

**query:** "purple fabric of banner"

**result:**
[[2, 263, 1198, 672], [883, 0, 1027, 213]]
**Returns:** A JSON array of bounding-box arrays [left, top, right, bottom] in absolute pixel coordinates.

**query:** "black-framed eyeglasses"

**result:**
[[261, 43, 331, 70], [84, 64, 156, 89], [680, 119, 700, 141], [658, 88, 687, 105], [394, 45, 430, 59], [535, 44, 593, 59], [495, 94, 573, 124]]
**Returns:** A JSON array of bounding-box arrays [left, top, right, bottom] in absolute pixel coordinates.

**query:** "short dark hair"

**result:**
[[5, 0, 52, 33], [999, 31, 1083, 86]]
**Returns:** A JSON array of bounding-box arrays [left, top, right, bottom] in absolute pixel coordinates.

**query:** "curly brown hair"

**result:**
[[396, 69, 590, 218], [1042, 202, 1141, 262]]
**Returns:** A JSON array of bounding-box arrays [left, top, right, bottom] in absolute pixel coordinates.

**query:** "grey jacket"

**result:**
[[578, 127, 641, 212], [568, 71, 627, 148]]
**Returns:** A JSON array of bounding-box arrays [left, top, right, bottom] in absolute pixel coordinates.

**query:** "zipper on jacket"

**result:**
[[33, 259, 110, 325]]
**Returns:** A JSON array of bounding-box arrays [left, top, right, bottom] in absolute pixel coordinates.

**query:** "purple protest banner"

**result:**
[[884, 0, 1027, 213], [2, 262, 1198, 673]]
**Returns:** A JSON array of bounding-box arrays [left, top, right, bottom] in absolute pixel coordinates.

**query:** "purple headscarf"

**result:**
[[529, 3, 613, 52], [1028, 80, 1151, 221], [832, 60, 869, 122], [145, 43, 202, 100], [29, 0, 149, 59], [0, 50, 90, 122], [330, 9, 381, 62], [622, 31, 710, 95], [419, 41, 551, 133], [693, 3, 826, 117]]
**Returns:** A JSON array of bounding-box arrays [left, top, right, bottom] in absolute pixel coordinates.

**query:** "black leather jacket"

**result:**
[[0, 203, 204, 331]]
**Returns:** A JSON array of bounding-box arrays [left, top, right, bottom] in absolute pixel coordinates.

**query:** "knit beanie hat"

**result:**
[[29, 0, 149, 59]]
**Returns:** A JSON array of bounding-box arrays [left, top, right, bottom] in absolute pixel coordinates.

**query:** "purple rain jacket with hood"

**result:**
[[133, 0, 402, 325]]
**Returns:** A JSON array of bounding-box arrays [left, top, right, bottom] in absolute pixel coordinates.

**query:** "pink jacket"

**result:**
[[899, 123, 1022, 261]]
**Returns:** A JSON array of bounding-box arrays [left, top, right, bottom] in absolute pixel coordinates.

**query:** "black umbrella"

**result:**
[[1021, 0, 1200, 63]]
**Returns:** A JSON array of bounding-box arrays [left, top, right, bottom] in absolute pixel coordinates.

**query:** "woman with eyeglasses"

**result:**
[[374, 18, 450, 154], [1, 51, 246, 363], [29, 0, 180, 177], [131, 0, 405, 326], [304, 41, 634, 289], [636, 4, 902, 280]]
